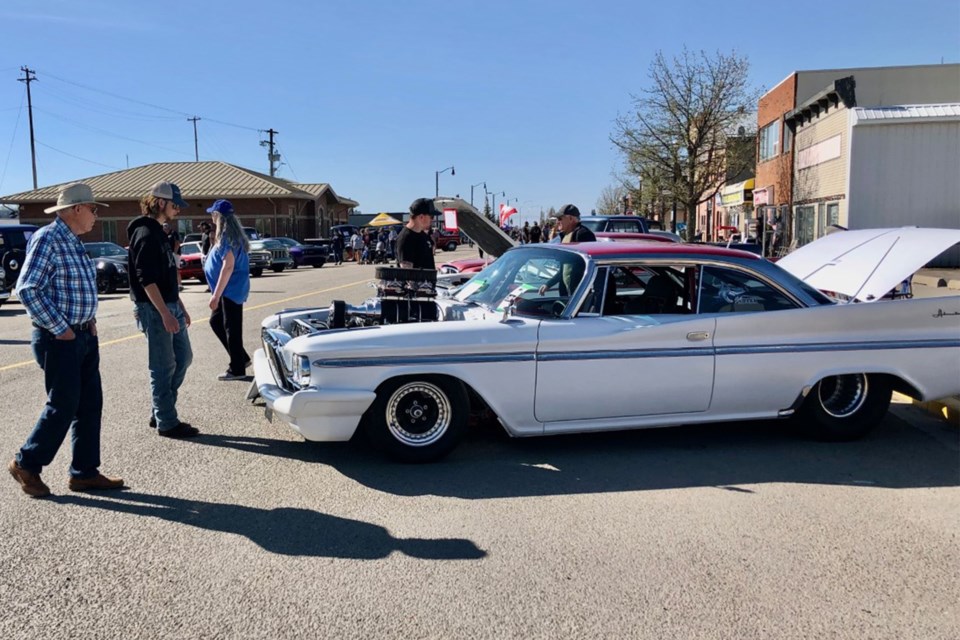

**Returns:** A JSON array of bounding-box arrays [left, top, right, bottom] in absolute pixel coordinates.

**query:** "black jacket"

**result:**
[[564, 223, 596, 243], [127, 216, 180, 304]]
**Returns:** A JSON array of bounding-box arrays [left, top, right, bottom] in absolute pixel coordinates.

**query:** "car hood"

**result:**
[[433, 197, 516, 258], [777, 227, 960, 302], [95, 255, 127, 264]]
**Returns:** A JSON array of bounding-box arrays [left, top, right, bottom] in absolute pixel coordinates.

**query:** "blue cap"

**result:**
[[150, 181, 189, 208], [206, 199, 235, 216]]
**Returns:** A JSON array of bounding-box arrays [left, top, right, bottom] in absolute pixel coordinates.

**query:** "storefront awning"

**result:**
[[720, 179, 755, 207]]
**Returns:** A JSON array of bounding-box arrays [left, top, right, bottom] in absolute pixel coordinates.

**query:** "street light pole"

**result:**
[[486, 187, 505, 223], [470, 181, 485, 208], [435, 165, 455, 198]]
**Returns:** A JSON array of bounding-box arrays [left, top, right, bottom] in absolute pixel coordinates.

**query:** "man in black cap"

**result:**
[[396, 198, 438, 270], [552, 204, 596, 244], [538, 204, 595, 297]]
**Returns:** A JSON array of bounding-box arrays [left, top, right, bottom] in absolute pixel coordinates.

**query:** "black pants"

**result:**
[[209, 296, 250, 375]]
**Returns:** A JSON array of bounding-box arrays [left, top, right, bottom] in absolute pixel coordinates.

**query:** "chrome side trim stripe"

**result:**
[[538, 348, 714, 362], [313, 338, 959, 368], [717, 339, 960, 355], [314, 352, 536, 368]]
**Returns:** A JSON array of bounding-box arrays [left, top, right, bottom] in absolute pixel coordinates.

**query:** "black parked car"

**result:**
[[579, 215, 650, 234], [0, 224, 38, 307], [84, 242, 129, 293], [274, 237, 327, 268]]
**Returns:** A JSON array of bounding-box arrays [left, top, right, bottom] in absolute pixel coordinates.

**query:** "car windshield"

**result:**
[[275, 237, 299, 247], [180, 244, 200, 256], [85, 243, 126, 258], [453, 247, 588, 317], [251, 239, 283, 250], [579, 220, 603, 232]]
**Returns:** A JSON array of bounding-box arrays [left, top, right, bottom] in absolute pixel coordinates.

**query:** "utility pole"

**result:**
[[187, 116, 200, 162], [18, 66, 38, 189], [260, 128, 280, 176]]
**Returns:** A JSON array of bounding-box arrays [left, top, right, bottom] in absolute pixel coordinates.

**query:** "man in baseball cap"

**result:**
[[551, 204, 595, 243], [126, 181, 197, 439], [150, 181, 189, 209]]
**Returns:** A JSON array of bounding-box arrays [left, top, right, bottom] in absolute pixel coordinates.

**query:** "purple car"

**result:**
[[274, 237, 328, 269]]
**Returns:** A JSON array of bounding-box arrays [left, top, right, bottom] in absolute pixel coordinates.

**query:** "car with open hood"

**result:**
[[248, 199, 960, 463], [0, 224, 38, 306]]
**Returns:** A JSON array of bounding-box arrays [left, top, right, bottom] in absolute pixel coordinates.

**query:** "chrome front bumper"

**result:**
[[253, 349, 377, 442]]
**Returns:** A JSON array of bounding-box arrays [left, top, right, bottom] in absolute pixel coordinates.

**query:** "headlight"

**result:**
[[292, 355, 312, 388], [115, 264, 126, 273]]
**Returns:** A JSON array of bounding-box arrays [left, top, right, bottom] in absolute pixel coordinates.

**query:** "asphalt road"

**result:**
[[1, 245, 958, 639]]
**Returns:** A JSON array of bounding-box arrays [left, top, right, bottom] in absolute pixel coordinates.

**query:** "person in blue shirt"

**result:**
[[10, 182, 124, 497], [203, 199, 251, 381]]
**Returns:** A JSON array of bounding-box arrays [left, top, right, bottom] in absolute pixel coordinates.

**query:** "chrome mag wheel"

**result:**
[[817, 374, 868, 419], [385, 381, 452, 447]]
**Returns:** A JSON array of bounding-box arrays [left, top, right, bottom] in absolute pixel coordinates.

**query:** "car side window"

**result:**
[[587, 264, 692, 316], [698, 266, 798, 313]]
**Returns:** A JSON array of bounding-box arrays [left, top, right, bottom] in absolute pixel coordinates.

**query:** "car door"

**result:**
[[534, 264, 716, 424], [700, 264, 811, 416]]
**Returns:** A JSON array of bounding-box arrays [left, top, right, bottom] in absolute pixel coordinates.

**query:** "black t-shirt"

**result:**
[[395, 227, 435, 270]]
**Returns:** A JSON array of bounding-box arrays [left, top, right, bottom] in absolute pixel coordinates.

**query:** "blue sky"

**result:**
[[1, 0, 958, 222]]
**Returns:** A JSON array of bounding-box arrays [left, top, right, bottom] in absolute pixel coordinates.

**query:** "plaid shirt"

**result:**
[[16, 216, 98, 336]]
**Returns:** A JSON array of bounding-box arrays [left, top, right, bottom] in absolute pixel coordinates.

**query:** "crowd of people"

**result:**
[[7, 190, 598, 498], [9, 181, 255, 498]]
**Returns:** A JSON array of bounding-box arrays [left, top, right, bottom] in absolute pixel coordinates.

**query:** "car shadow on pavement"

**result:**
[[0, 338, 30, 345], [51, 491, 486, 560], [187, 415, 959, 500], [0, 307, 26, 317]]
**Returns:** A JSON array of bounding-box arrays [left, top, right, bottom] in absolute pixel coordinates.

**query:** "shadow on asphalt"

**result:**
[[51, 491, 486, 560], [185, 415, 960, 499], [0, 307, 26, 317], [0, 338, 30, 345]]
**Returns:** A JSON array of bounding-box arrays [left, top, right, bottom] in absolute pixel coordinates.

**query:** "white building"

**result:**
[[786, 78, 960, 266]]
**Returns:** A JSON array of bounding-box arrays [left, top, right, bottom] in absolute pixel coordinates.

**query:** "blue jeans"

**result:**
[[17, 327, 103, 478], [135, 301, 193, 431]]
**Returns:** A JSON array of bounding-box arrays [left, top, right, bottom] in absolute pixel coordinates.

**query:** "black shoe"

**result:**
[[158, 422, 200, 438], [218, 370, 246, 381], [149, 416, 156, 429]]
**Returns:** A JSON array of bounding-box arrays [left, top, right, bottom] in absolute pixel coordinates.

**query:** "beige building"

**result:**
[[787, 80, 960, 265], [0, 161, 358, 244]]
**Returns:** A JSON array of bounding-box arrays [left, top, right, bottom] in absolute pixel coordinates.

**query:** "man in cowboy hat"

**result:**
[[9, 182, 124, 497]]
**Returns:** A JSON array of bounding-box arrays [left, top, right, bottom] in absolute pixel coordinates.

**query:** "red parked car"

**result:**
[[178, 241, 205, 283]]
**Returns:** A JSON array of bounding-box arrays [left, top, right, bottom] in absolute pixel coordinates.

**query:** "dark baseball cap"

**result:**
[[409, 197, 440, 217], [554, 204, 581, 218]]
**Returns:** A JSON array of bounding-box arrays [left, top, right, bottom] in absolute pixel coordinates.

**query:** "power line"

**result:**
[[36, 141, 122, 170], [33, 107, 193, 157], [0, 88, 26, 194], [37, 69, 194, 117], [32, 82, 182, 121]]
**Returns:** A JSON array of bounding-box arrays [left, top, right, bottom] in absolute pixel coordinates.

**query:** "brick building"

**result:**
[[755, 63, 960, 247], [0, 161, 358, 244]]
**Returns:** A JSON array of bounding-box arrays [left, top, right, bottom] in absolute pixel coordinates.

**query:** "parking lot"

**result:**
[[1, 245, 958, 639]]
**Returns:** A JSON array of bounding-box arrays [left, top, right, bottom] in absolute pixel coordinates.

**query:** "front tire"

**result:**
[[797, 373, 892, 441], [251, 268, 263, 278], [271, 265, 286, 273], [364, 376, 469, 462]]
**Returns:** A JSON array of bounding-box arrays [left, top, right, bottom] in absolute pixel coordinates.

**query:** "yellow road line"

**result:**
[[0, 279, 370, 373]]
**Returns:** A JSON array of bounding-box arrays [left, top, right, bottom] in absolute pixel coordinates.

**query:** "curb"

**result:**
[[894, 392, 960, 426], [913, 274, 946, 287]]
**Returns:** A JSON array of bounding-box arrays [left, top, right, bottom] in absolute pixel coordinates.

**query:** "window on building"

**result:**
[[782, 122, 793, 154], [758, 120, 780, 162], [826, 202, 839, 227], [102, 220, 117, 244], [795, 206, 816, 246], [256, 218, 271, 238]]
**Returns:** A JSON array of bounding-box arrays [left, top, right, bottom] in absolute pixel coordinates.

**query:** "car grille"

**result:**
[[261, 328, 296, 392], [271, 249, 287, 260]]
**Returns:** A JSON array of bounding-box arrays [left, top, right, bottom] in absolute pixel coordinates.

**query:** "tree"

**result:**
[[596, 184, 628, 215], [612, 48, 762, 238]]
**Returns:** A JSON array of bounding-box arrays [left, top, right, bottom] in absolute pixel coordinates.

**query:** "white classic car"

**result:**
[[251, 200, 960, 462]]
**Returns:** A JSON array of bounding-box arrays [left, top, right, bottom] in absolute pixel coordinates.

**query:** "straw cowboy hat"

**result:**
[[43, 182, 110, 214]]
